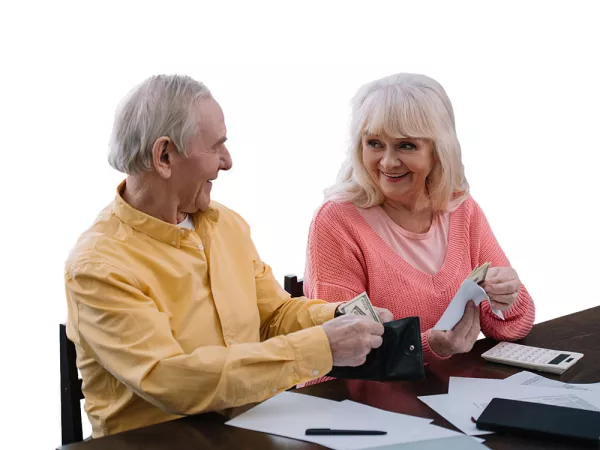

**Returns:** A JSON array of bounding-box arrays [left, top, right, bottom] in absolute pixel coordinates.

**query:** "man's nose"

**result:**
[[221, 147, 233, 171]]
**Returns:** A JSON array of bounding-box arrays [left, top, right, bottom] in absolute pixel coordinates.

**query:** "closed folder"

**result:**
[[476, 398, 600, 445], [327, 316, 424, 382]]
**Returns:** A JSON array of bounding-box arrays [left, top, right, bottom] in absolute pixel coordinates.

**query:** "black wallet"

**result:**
[[476, 398, 600, 445], [327, 316, 424, 382]]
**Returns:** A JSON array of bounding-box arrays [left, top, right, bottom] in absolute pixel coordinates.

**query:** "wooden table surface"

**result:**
[[60, 306, 600, 450]]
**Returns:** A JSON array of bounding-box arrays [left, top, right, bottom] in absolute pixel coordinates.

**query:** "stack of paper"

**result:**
[[226, 371, 599, 448], [418, 370, 600, 436], [503, 370, 600, 391], [226, 392, 487, 449]]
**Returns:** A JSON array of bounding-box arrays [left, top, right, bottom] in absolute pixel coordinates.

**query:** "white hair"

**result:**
[[325, 73, 469, 212], [108, 74, 212, 175]]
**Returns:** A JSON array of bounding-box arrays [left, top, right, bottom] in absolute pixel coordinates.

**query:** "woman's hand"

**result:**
[[481, 266, 521, 311], [428, 301, 480, 357]]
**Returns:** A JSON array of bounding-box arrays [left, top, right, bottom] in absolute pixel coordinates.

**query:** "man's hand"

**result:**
[[373, 306, 394, 323], [481, 267, 521, 311], [428, 301, 480, 357], [322, 315, 384, 366]]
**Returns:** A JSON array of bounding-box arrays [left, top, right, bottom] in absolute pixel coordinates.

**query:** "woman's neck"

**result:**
[[382, 198, 433, 233]]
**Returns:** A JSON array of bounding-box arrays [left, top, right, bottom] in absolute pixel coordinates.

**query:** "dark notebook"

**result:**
[[476, 398, 600, 445]]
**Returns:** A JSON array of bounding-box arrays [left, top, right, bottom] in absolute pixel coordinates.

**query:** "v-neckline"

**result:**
[[348, 202, 468, 292]]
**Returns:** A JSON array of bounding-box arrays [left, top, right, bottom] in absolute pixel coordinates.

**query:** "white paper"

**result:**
[[418, 393, 493, 436], [503, 370, 600, 391], [422, 380, 600, 435], [366, 435, 488, 449], [449, 376, 600, 399], [448, 376, 515, 396], [337, 400, 433, 427], [226, 392, 465, 450], [433, 279, 503, 331]]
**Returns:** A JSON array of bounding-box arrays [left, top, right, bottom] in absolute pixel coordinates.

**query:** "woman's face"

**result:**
[[361, 133, 436, 206]]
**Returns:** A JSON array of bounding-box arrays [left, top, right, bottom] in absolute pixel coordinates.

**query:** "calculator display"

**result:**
[[548, 354, 570, 365]]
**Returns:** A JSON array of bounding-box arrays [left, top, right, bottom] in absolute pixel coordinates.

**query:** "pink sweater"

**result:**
[[304, 196, 535, 365]]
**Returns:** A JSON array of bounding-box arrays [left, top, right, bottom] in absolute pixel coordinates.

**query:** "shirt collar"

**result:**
[[112, 180, 219, 247]]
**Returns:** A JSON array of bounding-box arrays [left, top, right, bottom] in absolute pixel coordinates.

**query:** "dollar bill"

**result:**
[[338, 292, 382, 324], [468, 262, 491, 284]]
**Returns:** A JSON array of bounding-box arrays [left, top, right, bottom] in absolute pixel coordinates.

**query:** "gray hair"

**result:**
[[108, 74, 212, 175]]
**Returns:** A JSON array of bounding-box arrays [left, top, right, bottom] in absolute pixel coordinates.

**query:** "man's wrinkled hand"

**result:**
[[322, 315, 384, 366]]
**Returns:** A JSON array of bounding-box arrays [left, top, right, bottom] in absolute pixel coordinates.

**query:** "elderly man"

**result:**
[[64, 74, 391, 438]]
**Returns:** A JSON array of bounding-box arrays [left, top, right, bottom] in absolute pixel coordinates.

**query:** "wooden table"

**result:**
[[59, 306, 600, 450]]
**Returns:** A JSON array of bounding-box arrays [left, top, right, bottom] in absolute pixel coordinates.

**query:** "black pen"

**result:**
[[306, 428, 387, 436]]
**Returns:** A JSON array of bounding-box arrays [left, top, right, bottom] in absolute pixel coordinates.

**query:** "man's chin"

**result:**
[[196, 196, 211, 212]]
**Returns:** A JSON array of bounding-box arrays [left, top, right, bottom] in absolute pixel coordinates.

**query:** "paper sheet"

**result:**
[[418, 393, 493, 436], [422, 379, 600, 435], [226, 392, 465, 450], [433, 279, 503, 331], [503, 370, 600, 391], [336, 400, 433, 427], [449, 376, 600, 401], [366, 435, 488, 449]]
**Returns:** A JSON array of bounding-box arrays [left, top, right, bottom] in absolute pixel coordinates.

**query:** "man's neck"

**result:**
[[121, 175, 186, 225]]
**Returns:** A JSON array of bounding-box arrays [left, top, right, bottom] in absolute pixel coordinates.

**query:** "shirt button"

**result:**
[[312, 370, 319, 376], [272, 388, 277, 393], [198, 243, 204, 250], [228, 339, 234, 345], [180, 229, 185, 235], [171, 241, 176, 246]]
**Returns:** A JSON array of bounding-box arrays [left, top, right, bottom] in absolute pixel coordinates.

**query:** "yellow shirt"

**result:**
[[64, 183, 338, 438]]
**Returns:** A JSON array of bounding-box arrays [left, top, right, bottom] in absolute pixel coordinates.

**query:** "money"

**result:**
[[338, 292, 382, 324], [468, 262, 491, 284]]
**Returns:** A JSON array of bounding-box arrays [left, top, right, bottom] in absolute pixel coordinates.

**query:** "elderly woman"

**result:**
[[304, 73, 535, 364]]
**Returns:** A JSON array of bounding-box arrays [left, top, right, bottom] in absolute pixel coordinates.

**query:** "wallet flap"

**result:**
[[327, 316, 424, 382]]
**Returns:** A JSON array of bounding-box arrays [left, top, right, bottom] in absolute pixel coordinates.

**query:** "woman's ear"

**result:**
[[431, 140, 440, 163]]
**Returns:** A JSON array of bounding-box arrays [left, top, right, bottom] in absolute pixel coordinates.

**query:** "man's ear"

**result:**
[[151, 136, 174, 179]]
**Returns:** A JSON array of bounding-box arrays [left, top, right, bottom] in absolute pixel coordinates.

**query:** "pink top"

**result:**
[[357, 206, 450, 276], [300, 196, 535, 386]]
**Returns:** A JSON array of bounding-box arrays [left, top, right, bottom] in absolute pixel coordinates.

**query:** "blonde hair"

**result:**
[[325, 73, 469, 212]]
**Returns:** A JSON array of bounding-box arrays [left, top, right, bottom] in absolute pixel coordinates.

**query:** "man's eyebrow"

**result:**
[[212, 136, 227, 147]]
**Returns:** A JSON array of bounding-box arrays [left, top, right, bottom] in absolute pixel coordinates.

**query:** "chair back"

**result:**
[[283, 274, 304, 298], [59, 323, 84, 445]]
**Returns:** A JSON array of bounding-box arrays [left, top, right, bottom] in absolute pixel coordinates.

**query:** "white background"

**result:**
[[1, 0, 599, 447]]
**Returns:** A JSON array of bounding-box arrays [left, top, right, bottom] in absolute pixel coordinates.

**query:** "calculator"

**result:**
[[481, 342, 584, 374]]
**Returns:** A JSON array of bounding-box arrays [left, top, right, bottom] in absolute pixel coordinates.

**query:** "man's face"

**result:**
[[171, 98, 232, 213]]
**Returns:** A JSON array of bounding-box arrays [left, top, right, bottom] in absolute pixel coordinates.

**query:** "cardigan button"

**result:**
[[409, 345, 415, 351]]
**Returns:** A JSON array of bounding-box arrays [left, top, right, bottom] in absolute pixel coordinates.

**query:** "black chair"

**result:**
[[283, 274, 304, 298], [59, 324, 84, 445]]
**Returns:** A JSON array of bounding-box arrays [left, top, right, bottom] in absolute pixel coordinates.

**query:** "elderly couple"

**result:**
[[65, 73, 535, 438]]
